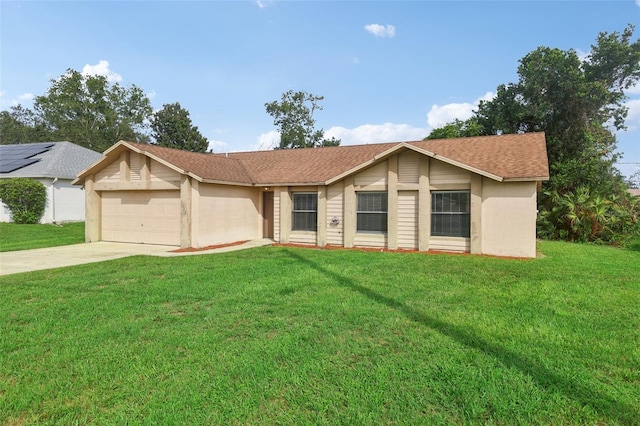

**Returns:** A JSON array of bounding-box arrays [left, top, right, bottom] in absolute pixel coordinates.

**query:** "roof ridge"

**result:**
[[40, 142, 68, 175]]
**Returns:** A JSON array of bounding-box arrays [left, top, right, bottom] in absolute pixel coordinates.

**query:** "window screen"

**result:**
[[431, 191, 470, 237], [292, 193, 317, 231], [357, 192, 388, 233]]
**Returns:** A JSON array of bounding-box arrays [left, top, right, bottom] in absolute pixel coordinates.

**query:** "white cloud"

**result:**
[[364, 24, 396, 38], [82, 60, 122, 83], [624, 98, 640, 131], [17, 93, 34, 101], [255, 0, 272, 8], [426, 91, 495, 128], [253, 123, 428, 150], [207, 139, 228, 153], [636, 0, 640, 7], [325, 123, 429, 146], [9, 92, 34, 106], [2, 92, 36, 107], [254, 130, 281, 150], [627, 81, 640, 95]]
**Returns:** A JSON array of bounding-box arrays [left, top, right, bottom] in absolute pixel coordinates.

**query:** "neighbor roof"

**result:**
[[0, 142, 102, 179], [74, 133, 549, 186], [1, 142, 104, 180]]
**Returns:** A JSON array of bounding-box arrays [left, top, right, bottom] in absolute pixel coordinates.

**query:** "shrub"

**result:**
[[0, 178, 47, 224], [537, 187, 640, 245]]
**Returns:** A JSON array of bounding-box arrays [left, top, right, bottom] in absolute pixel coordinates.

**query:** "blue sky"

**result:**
[[1, 0, 639, 178]]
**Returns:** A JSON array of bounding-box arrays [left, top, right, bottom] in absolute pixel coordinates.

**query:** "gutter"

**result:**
[[51, 177, 58, 223]]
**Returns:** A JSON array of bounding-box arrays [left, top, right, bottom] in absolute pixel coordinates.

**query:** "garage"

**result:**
[[101, 190, 180, 246]]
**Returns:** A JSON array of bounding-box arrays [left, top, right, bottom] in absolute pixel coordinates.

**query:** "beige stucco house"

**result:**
[[73, 132, 549, 258]]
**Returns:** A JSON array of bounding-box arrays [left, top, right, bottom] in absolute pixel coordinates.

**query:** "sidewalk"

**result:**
[[0, 239, 274, 276]]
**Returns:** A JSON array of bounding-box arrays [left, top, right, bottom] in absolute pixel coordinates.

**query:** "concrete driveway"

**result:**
[[0, 239, 273, 276]]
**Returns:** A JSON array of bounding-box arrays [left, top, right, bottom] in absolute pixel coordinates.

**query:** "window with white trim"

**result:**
[[357, 192, 388, 233], [292, 193, 317, 231], [431, 191, 470, 237]]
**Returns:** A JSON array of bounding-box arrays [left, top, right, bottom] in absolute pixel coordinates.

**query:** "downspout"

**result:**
[[51, 177, 58, 224]]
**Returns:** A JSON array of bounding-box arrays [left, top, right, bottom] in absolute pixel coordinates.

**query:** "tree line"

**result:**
[[0, 69, 210, 153], [424, 24, 640, 244]]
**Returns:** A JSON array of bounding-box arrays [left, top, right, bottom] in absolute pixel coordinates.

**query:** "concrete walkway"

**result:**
[[0, 239, 274, 276]]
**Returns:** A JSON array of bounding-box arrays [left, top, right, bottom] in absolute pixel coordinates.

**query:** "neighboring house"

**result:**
[[73, 133, 549, 258], [0, 142, 104, 223], [629, 188, 640, 197]]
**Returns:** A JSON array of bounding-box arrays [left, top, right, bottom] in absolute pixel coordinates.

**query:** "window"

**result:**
[[357, 192, 388, 233], [292, 193, 317, 231], [431, 191, 470, 237]]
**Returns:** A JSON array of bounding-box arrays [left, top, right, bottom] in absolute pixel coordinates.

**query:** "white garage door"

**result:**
[[102, 191, 181, 246]]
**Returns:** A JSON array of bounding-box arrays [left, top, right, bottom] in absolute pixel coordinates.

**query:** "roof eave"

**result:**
[[254, 181, 326, 187], [502, 176, 550, 182], [123, 141, 192, 177], [199, 178, 254, 187]]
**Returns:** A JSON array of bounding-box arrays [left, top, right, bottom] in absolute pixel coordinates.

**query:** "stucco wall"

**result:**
[[481, 179, 538, 258], [196, 183, 261, 247]]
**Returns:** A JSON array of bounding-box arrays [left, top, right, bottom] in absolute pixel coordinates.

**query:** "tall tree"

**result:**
[[33, 69, 152, 152], [265, 90, 340, 149], [0, 105, 53, 144], [424, 117, 483, 140], [150, 102, 209, 152], [426, 25, 640, 243]]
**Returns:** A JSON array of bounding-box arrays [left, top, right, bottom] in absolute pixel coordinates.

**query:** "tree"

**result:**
[[0, 105, 53, 144], [628, 168, 640, 189], [424, 117, 483, 140], [151, 102, 209, 152], [33, 69, 152, 152], [265, 90, 340, 149], [426, 25, 640, 243]]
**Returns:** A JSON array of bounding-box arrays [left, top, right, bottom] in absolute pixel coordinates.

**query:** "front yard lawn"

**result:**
[[0, 222, 84, 252], [1, 241, 638, 424]]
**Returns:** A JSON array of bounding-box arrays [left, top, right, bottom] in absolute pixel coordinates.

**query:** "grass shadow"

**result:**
[[284, 248, 638, 424]]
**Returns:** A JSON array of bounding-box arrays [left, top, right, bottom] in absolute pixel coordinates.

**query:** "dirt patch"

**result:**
[[170, 240, 249, 253]]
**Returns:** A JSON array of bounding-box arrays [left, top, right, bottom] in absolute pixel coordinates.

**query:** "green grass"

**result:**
[[1, 241, 638, 425], [0, 222, 85, 252]]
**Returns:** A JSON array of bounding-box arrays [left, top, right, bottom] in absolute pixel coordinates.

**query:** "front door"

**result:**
[[262, 191, 274, 239]]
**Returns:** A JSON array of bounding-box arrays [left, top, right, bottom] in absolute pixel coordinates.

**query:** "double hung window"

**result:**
[[292, 193, 317, 231], [431, 191, 470, 237], [357, 192, 388, 233]]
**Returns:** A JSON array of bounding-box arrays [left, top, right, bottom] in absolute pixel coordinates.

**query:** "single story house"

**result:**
[[1, 142, 103, 223], [73, 132, 549, 258]]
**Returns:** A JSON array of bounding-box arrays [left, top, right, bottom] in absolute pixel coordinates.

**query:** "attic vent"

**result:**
[[130, 153, 142, 181]]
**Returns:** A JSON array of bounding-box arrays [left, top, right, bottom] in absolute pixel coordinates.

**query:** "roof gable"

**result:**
[[74, 133, 549, 186]]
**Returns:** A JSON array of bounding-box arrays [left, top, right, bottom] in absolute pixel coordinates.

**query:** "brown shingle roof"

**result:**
[[408, 132, 549, 181], [74, 133, 549, 186], [125, 142, 253, 185]]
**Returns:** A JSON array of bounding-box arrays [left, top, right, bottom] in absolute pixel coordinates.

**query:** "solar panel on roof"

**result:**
[[0, 143, 54, 173], [0, 158, 40, 173]]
